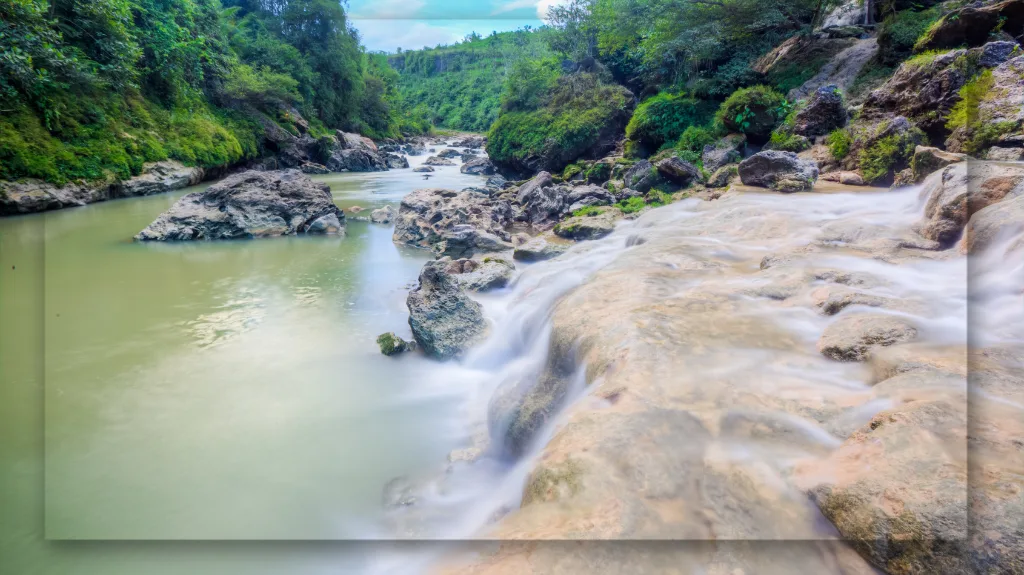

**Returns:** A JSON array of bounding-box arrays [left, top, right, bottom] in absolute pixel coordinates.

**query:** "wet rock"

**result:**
[[805, 395, 968, 574], [412, 166, 435, 173], [485, 174, 510, 190], [738, 151, 819, 192], [135, 170, 344, 241], [810, 285, 889, 316], [516, 172, 569, 229], [793, 85, 848, 137], [707, 165, 739, 188], [985, 146, 1024, 161], [911, 146, 968, 183], [655, 156, 702, 186], [452, 135, 486, 148], [377, 332, 416, 356], [917, 161, 1024, 246], [461, 157, 496, 175], [553, 209, 620, 241], [564, 184, 615, 214], [424, 156, 457, 167], [623, 160, 665, 193], [370, 205, 396, 224], [915, 1, 1024, 52], [437, 148, 462, 159], [963, 193, 1024, 254], [393, 188, 513, 252], [435, 224, 514, 259], [513, 237, 569, 262], [817, 314, 918, 362], [299, 162, 330, 175], [839, 171, 865, 186], [384, 153, 410, 169], [820, 0, 867, 29], [407, 260, 487, 360], [443, 257, 516, 292]]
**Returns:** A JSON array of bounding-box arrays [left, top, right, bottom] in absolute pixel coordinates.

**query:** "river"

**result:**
[[0, 151, 495, 573]]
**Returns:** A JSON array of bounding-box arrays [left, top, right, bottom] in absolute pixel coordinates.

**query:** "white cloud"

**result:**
[[536, 0, 570, 20], [354, 20, 472, 52]]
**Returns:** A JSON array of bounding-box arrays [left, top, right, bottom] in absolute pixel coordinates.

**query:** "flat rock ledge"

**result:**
[[135, 169, 345, 241]]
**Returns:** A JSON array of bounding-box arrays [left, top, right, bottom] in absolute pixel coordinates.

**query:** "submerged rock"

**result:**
[[135, 170, 344, 241], [377, 332, 416, 356], [738, 151, 819, 192], [407, 260, 488, 360], [412, 166, 435, 173], [370, 205, 396, 224]]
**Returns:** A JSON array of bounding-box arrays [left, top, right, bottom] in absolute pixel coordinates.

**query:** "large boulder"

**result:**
[[793, 85, 848, 137], [516, 172, 570, 229], [370, 205, 396, 224], [434, 224, 514, 259], [655, 156, 702, 186], [738, 151, 819, 193], [442, 257, 516, 292], [702, 134, 746, 172], [963, 193, 1024, 254], [917, 161, 1024, 247], [841, 116, 927, 184], [384, 153, 409, 169], [911, 146, 968, 183], [915, 0, 1024, 53], [392, 188, 513, 252], [326, 148, 388, 172], [437, 148, 462, 159], [135, 170, 345, 241], [407, 260, 488, 360], [460, 157, 496, 176], [622, 160, 665, 194]]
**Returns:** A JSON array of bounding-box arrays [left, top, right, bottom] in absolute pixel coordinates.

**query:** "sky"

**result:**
[[347, 0, 569, 53]]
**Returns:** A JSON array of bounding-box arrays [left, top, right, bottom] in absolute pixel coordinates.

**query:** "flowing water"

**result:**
[[2, 152, 1021, 574]]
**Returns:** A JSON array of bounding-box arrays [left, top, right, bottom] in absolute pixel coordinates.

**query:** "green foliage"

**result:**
[[487, 72, 632, 175], [221, 64, 301, 108], [827, 128, 852, 160], [946, 70, 1016, 154], [768, 131, 810, 152], [616, 196, 647, 214], [716, 85, 789, 140], [391, 28, 555, 133], [625, 92, 716, 157], [877, 7, 943, 65], [572, 205, 605, 217], [859, 127, 923, 184], [676, 125, 717, 154]]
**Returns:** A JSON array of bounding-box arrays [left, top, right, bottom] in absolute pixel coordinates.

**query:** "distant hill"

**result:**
[[388, 28, 555, 133]]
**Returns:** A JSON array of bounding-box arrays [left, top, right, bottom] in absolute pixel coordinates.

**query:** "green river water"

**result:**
[[1, 165, 486, 573]]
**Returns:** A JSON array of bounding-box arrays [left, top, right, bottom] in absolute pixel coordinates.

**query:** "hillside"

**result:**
[[388, 28, 554, 133], [0, 0, 426, 187]]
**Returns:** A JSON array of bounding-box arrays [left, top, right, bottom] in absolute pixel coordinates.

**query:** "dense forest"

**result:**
[[0, 0, 425, 185]]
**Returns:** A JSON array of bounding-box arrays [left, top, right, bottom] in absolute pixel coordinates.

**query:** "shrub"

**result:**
[[624, 92, 717, 157], [716, 85, 789, 141], [616, 196, 647, 214], [827, 129, 852, 160], [487, 72, 633, 176], [877, 7, 944, 65], [676, 125, 717, 154], [221, 64, 301, 108], [859, 125, 924, 184]]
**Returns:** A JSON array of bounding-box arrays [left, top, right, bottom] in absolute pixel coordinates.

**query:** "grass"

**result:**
[[572, 205, 606, 217], [617, 196, 648, 214]]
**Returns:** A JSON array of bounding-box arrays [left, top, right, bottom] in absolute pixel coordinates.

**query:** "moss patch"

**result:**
[[523, 457, 584, 505]]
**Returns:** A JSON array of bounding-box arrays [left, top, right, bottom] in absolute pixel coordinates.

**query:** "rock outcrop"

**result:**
[[461, 157, 496, 175], [738, 151, 819, 192], [793, 85, 847, 137], [817, 314, 919, 362], [407, 260, 488, 360], [914, 0, 1024, 53], [917, 161, 1024, 246], [135, 170, 344, 241], [393, 188, 513, 252], [702, 134, 746, 172], [0, 161, 204, 216], [946, 53, 1024, 154], [442, 257, 516, 292]]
